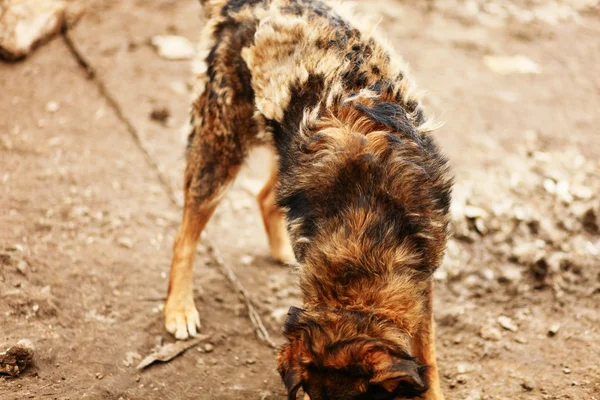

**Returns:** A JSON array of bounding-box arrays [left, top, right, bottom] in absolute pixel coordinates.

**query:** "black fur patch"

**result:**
[[222, 0, 266, 15]]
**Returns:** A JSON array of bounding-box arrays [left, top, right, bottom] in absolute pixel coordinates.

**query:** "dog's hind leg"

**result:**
[[257, 158, 295, 264], [165, 94, 246, 340]]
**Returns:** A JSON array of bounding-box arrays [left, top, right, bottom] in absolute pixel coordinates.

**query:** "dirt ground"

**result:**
[[1, 0, 599, 399]]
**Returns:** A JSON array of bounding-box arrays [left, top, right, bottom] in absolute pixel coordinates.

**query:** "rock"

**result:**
[[581, 207, 599, 234], [16, 260, 28, 275], [563, 367, 571, 374], [240, 255, 254, 265], [480, 324, 502, 341], [203, 343, 214, 353], [483, 55, 541, 75], [555, 181, 573, 204], [0, 339, 35, 376], [45, 101, 60, 113], [498, 316, 518, 332], [543, 179, 556, 194], [498, 264, 523, 283], [150, 107, 170, 123], [0, 0, 84, 60], [456, 374, 467, 384], [521, 378, 535, 391], [548, 323, 560, 337], [151, 35, 195, 60], [571, 184, 593, 200], [117, 237, 133, 249], [464, 205, 487, 219]]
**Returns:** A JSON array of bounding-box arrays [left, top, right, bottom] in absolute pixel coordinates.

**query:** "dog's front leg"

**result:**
[[411, 280, 445, 399]]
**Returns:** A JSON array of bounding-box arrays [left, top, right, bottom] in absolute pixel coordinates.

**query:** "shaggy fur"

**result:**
[[164, 1, 453, 399]]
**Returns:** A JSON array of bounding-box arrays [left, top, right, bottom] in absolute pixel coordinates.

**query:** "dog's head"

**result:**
[[277, 307, 428, 400]]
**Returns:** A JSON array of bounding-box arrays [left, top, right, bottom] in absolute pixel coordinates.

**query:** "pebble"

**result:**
[[555, 181, 573, 203], [45, 101, 60, 113], [464, 205, 487, 219], [150, 107, 170, 123], [204, 343, 214, 353], [499, 264, 522, 283], [521, 378, 535, 391], [498, 316, 518, 332], [151, 35, 195, 60], [240, 255, 254, 265], [16, 260, 28, 275], [581, 207, 598, 234], [117, 237, 134, 249], [563, 367, 571, 374], [480, 324, 502, 341], [548, 324, 560, 337]]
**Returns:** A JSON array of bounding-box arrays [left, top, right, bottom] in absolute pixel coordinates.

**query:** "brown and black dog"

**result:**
[[165, 1, 452, 399]]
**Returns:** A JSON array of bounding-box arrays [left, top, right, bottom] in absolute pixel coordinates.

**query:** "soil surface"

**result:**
[[1, 1, 599, 399]]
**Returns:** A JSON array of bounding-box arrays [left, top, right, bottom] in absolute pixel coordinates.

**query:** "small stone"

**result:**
[[203, 343, 214, 353], [484, 54, 541, 75], [117, 237, 133, 249], [515, 336, 528, 344], [498, 316, 518, 332], [481, 268, 495, 281], [543, 179, 556, 194], [555, 181, 573, 203], [240, 255, 254, 265], [480, 324, 502, 341], [45, 101, 60, 113], [456, 374, 467, 384], [16, 260, 27, 274], [150, 107, 170, 123], [499, 264, 522, 283], [581, 208, 598, 234], [95, 373, 104, 380], [571, 185, 593, 200], [456, 363, 469, 374], [464, 205, 487, 219], [151, 35, 195, 60], [548, 324, 560, 337], [563, 367, 571, 374], [474, 218, 488, 235], [521, 378, 535, 391], [245, 359, 256, 365]]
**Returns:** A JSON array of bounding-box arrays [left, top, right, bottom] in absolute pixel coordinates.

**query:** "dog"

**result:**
[[164, 1, 453, 399]]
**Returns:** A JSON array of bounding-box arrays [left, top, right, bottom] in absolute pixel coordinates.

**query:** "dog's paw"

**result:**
[[165, 298, 201, 340], [272, 246, 296, 265]]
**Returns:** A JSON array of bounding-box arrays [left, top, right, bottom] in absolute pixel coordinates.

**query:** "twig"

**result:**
[[204, 237, 277, 348], [62, 30, 277, 349]]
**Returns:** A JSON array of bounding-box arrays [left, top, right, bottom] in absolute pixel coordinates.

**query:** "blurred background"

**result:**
[[1, 0, 599, 399]]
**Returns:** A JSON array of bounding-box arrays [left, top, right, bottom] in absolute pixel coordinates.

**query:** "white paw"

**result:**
[[165, 299, 201, 340]]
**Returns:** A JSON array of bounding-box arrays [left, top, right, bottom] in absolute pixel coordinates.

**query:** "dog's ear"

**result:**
[[278, 341, 305, 400], [282, 367, 303, 400], [369, 353, 427, 394]]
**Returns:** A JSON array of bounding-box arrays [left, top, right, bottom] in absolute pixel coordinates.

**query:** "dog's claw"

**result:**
[[165, 301, 201, 340]]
